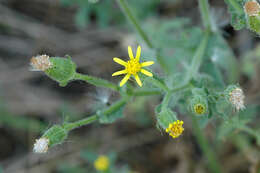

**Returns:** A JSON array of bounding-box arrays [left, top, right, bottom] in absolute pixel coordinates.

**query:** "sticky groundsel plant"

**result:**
[[30, 0, 260, 173]]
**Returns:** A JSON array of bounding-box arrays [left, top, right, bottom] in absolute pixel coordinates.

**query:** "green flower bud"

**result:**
[[157, 108, 177, 129], [189, 89, 208, 116], [33, 125, 68, 153], [42, 125, 68, 147], [45, 56, 77, 86]]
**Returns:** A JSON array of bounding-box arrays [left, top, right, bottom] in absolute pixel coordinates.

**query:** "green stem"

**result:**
[[199, 0, 212, 30], [191, 115, 222, 173], [74, 73, 119, 91], [148, 77, 170, 92], [132, 89, 161, 96], [116, 0, 153, 48], [161, 92, 171, 111], [64, 98, 127, 131], [64, 114, 98, 131], [186, 31, 209, 82]]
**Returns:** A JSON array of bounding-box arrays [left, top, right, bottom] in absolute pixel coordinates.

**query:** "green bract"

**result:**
[[45, 56, 77, 87], [42, 125, 68, 147]]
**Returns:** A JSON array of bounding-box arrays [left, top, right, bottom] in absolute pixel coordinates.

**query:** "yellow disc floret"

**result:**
[[193, 103, 206, 115], [112, 45, 154, 87], [94, 155, 109, 171], [126, 58, 141, 75], [165, 120, 184, 139]]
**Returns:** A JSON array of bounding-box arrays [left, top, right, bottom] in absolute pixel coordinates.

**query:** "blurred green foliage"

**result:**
[[0, 99, 46, 132], [60, 0, 160, 28]]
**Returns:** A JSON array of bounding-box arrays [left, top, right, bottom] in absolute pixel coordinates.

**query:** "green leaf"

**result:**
[[75, 6, 90, 28], [81, 150, 98, 163], [224, 0, 247, 30]]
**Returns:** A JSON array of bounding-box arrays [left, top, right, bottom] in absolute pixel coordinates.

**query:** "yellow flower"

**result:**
[[94, 155, 109, 171], [112, 45, 154, 87], [165, 120, 184, 139], [193, 103, 206, 115]]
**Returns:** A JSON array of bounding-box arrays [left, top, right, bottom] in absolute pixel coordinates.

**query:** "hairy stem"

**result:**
[[74, 73, 119, 91], [64, 98, 127, 131], [199, 0, 212, 30], [116, 0, 168, 72]]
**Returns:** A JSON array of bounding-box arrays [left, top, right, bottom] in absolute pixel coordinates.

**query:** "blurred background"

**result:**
[[0, 0, 260, 172]]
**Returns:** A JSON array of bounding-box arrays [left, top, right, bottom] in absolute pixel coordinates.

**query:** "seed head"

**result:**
[[30, 54, 52, 71], [244, 1, 260, 16], [229, 87, 245, 111], [33, 137, 49, 153]]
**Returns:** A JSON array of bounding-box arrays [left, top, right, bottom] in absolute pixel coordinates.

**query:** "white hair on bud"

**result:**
[[33, 138, 49, 153], [30, 54, 52, 71]]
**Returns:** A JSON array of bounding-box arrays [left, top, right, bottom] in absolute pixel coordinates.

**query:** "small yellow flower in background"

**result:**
[[193, 103, 206, 115], [165, 120, 184, 139], [112, 45, 154, 87], [94, 155, 110, 171]]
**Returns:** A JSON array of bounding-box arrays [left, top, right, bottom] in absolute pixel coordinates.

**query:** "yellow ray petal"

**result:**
[[120, 74, 131, 87], [134, 74, 142, 87], [141, 61, 154, 67], [112, 70, 127, 76], [141, 69, 153, 77], [135, 46, 141, 61], [113, 57, 127, 66], [128, 46, 134, 59]]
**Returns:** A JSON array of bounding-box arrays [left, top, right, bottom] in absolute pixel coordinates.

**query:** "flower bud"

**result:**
[[156, 107, 184, 139], [33, 125, 68, 153], [157, 108, 177, 129], [45, 56, 77, 86], [224, 85, 245, 111], [189, 89, 208, 116]]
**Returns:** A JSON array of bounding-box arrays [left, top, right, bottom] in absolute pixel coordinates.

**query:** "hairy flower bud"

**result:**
[[33, 125, 68, 153], [30, 55, 77, 86], [189, 89, 208, 116], [225, 85, 245, 111], [45, 56, 77, 87]]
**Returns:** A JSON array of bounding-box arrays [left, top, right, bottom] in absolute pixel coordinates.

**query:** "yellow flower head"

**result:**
[[193, 103, 206, 115], [94, 155, 109, 171], [165, 120, 184, 139], [112, 46, 154, 87]]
